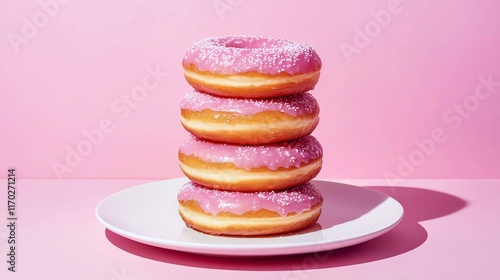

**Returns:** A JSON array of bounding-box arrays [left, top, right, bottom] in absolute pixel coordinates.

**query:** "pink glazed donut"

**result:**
[[177, 181, 323, 236], [182, 36, 322, 98], [180, 90, 320, 144], [178, 135, 323, 192]]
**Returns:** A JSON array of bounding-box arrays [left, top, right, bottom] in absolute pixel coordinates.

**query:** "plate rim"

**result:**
[[95, 178, 404, 256]]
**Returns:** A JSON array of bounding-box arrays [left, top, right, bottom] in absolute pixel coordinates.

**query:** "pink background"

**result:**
[[1, 0, 499, 180]]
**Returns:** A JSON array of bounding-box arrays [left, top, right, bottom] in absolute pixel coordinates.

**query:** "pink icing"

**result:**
[[177, 181, 322, 217], [180, 91, 319, 116], [182, 36, 322, 75], [179, 135, 323, 170]]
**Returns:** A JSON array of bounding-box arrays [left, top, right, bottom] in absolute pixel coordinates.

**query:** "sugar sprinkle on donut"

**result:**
[[183, 35, 322, 75], [178, 181, 323, 217], [181, 91, 319, 117]]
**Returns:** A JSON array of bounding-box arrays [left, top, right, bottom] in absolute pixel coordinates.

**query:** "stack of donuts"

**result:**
[[177, 35, 324, 236]]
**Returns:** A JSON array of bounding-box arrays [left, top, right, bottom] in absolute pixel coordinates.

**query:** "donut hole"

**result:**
[[225, 37, 278, 49]]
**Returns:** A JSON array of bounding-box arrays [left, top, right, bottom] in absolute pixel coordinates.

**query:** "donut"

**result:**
[[178, 135, 323, 192], [182, 36, 322, 98], [180, 90, 320, 145], [177, 181, 323, 236]]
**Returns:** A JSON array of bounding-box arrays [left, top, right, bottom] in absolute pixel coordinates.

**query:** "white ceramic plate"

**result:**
[[96, 178, 403, 256]]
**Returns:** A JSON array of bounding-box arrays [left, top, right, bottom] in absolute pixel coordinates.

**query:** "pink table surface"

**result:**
[[1, 179, 499, 280]]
